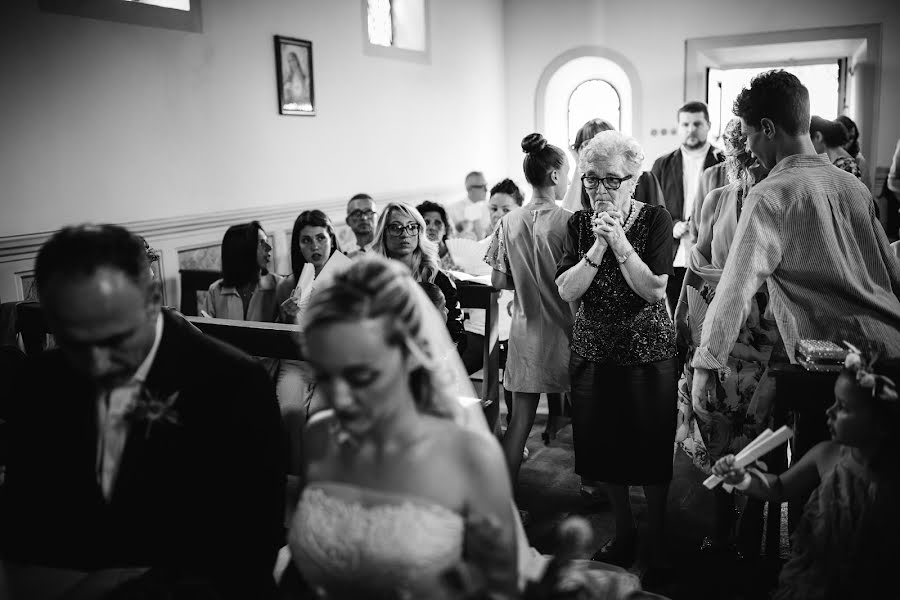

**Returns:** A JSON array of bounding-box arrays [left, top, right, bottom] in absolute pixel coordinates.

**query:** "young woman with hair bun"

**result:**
[[485, 133, 574, 488]]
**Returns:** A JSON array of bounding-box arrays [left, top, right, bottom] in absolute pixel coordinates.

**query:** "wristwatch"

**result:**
[[616, 247, 634, 264]]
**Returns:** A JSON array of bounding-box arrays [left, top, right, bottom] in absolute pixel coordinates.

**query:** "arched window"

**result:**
[[536, 50, 639, 175], [567, 79, 621, 148]]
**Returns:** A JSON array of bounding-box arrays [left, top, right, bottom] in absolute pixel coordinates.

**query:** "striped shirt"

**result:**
[[693, 154, 900, 374]]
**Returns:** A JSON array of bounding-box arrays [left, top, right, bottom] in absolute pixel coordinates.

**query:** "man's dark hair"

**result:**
[[347, 193, 373, 212], [221, 221, 266, 288], [809, 115, 849, 148], [415, 201, 451, 241], [677, 101, 710, 123], [733, 70, 810, 136], [35, 224, 151, 297], [489, 178, 525, 206]]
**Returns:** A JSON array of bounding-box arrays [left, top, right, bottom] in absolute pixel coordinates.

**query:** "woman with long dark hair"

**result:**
[[204, 221, 281, 322], [275, 210, 343, 477]]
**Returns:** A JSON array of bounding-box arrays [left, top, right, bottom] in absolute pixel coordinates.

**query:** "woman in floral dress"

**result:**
[[674, 118, 779, 552]]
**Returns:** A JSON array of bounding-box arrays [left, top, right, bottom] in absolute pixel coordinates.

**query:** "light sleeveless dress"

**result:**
[[289, 481, 463, 599]]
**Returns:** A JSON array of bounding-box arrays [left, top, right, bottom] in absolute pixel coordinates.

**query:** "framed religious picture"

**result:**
[[275, 36, 315, 116]]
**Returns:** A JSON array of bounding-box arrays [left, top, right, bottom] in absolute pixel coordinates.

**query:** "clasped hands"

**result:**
[[591, 210, 628, 254]]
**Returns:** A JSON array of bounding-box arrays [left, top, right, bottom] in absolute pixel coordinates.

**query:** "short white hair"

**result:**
[[579, 130, 644, 178]]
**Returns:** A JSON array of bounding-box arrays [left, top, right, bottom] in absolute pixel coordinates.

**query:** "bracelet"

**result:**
[[583, 255, 601, 269], [616, 247, 634, 264]]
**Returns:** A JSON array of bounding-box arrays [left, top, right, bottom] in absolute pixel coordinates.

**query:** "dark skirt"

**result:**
[[569, 352, 677, 485]]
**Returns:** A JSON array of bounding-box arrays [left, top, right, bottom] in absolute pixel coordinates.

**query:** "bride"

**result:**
[[287, 255, 518, 598]]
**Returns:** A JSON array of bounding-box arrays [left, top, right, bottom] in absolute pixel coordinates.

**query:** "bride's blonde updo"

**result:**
[[302, 254, 455, 418]]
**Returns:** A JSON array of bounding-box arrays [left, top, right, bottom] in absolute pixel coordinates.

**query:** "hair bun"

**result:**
[[521, 133, 547, 154]]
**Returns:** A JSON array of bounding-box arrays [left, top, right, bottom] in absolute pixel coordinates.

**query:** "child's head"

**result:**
[[419, 281, 448, 319], [829, 353, 899, 459]]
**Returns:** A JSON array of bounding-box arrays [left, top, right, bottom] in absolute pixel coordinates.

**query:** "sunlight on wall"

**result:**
[[708, 63, 839, 141], [568, 79, 621, 147], [544, 55, 632, 152]]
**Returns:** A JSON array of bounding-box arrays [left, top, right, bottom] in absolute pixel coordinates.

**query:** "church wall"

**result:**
[[502, 0, 900, 183], [0, 0, 506, 238]]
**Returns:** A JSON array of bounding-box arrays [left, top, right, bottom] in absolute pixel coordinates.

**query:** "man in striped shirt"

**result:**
[[692, 70, 900, 406]]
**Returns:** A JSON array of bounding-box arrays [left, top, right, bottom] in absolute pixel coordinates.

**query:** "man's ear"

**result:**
[[760, 118, 777, 140]]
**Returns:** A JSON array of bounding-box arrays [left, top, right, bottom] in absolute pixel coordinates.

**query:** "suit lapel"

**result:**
[[110, 310, 187, 504], [703, 147, 723, 170], [671, 150, 684, 218]]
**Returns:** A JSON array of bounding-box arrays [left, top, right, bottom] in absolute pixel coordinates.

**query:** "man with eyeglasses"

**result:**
[[345, 193, 377, 257], [447, 171, 492, 241], [651, 101, 725, 315]]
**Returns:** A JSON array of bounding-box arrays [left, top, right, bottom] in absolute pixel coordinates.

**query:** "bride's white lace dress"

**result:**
[[288, 481, 464, 599]]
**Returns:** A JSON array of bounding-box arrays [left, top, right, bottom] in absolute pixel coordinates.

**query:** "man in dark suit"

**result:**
[[0, 224, 285, 598], [651, 101, 725, 316]]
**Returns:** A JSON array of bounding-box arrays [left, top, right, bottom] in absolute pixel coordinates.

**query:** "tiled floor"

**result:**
[[507, 400, 788, 600]]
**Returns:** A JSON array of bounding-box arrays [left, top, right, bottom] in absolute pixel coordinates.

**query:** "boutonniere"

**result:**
[[127, 387, 181, 439]]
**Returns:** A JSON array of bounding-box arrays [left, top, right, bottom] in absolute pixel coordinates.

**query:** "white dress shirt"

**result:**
[[95, 312, 164, 499], [675, 143, 710, 267]]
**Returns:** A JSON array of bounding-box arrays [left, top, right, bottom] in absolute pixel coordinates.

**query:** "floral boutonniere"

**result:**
[[127, 386, 181, 439], [843, 342, 898, 404]]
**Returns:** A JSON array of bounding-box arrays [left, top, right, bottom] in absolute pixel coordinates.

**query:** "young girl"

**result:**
[[712, 350, 900, 599]]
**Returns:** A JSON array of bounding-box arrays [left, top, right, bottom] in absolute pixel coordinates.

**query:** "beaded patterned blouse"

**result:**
[[567, 201, 675, 366]]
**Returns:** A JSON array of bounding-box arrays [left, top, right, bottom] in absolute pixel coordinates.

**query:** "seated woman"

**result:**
[[204, 221, 281, 322], [288, 255, 518, 598], [372, 201, 466, 350], [418, 200, 458, 271], [713, 351, 900, 600], [275, 210, 343, 323], [275, 210, 343, 476]]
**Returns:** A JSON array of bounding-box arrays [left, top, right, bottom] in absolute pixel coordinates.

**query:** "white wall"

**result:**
[[503, 0, 900, 178], [0, 0, 506, 237]]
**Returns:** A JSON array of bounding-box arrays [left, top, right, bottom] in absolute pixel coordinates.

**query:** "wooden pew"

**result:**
[[179, 269, 221, 316], [179, 270, 501, 406], [4, 302, 50, 356], [456, 281, 500, 407], [185, 317, 302, 360]]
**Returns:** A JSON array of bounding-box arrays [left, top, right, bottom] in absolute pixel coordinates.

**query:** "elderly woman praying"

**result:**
[[555, 130, 676, 572]]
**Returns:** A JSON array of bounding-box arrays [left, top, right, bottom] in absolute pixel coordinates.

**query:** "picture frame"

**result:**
[[275, 36, 315, 116]]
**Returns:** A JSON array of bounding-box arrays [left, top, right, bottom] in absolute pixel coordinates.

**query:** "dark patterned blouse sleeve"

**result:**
[[555, 212, 583, 279], [642, 206, 675, 277], [483, 224, 509, 274]]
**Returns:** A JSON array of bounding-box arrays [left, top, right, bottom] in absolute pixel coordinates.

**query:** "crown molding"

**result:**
[[0, 186, 457, 262]]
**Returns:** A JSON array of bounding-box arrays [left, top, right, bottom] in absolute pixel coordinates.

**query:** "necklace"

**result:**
[[622, 199, 643, 233]]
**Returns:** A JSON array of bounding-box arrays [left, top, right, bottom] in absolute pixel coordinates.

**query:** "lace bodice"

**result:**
[[288, 482, 465, 599]]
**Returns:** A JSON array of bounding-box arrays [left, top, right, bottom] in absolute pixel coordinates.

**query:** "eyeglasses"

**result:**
[[581, 174, 633, 191], [467, 184, 487, 191], [386, 223, 421, 237], [348, 209, 376, 220]]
